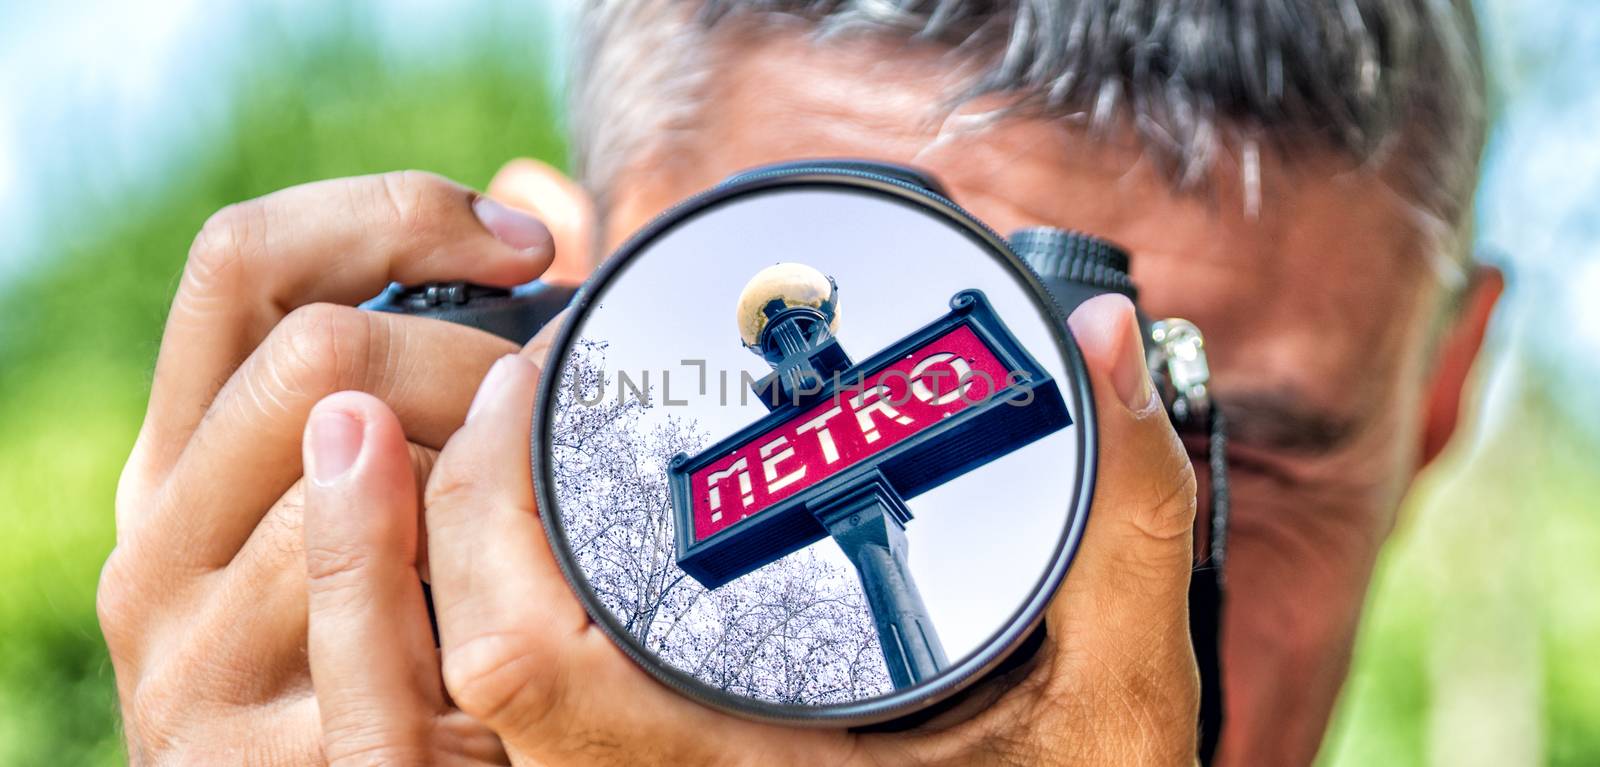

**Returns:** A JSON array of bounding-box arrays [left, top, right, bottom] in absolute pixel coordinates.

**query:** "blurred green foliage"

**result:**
[[1, 5, 1596, 766], [0, 9, 563, 765], [1321, 379, 1600, 766]]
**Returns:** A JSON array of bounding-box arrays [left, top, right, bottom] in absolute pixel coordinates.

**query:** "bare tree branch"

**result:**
[[550, 341, 892, 705]]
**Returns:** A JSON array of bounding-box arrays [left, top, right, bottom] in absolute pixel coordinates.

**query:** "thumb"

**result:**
[[487, 158, 598, 286], [1053, 292, 1198, 657]]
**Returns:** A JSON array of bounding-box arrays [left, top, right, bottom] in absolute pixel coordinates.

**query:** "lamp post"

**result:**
[[734, 264, 948, 688]]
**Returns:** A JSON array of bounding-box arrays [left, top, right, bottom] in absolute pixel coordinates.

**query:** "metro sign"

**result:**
[[669, 290, 1071, 589]]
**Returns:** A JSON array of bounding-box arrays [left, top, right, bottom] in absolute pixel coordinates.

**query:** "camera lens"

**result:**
[[530, 166, 1097, 727]]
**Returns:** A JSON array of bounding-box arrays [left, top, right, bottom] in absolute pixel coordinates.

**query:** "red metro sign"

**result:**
[[689, 324, 1013, 541], [669, 290, 1071, 589]]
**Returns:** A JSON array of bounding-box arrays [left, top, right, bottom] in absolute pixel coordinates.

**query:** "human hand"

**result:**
[[98, 165, 576, 764], [302, 291, 1202, 766]]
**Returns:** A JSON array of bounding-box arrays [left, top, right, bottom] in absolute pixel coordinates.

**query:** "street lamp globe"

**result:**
[[735, 263, 841, 361]]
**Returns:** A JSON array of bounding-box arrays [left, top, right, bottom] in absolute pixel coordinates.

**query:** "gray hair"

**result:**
[[571, 0, 1485, 279]]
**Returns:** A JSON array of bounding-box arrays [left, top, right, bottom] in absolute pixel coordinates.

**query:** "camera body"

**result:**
[[364, 160, 1226, 763]]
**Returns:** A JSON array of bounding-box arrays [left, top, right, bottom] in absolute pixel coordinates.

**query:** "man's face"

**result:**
[[598, 29, 1463, 766]]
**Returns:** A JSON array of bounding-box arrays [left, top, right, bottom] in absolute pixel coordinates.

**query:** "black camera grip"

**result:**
[[362, 280, 577, 345]]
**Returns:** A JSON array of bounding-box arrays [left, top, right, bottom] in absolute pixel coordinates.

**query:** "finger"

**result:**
[[1053, 293, 1198, 646], [137, 170, 554, 476], [143, 308, 513, 567], [425, 354, 591, 733], [1017, 294, 1199, 765], [302, 391, 444, 764], [165, 442, 439, 706], [486, 158, 597, 285]]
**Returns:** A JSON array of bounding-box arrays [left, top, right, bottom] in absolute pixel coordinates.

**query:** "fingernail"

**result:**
[[1112, 308, 1156, 412], [1069, 294, 1156, 412], [472, 194, 551, 256], [308, 410, 364, 485], [467, 355, 518, 423]]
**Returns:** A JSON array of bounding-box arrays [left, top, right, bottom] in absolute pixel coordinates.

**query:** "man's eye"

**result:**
[[1209, 391, 1361, 457]]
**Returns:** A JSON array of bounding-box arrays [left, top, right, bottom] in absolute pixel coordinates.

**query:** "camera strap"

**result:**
[[1191, 404, 1230, 765]]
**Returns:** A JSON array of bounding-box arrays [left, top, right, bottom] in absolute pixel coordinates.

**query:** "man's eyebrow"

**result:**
[[1219, 389, 1363, 454]]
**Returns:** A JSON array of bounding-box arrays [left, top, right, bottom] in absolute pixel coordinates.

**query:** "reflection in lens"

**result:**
[[540, 186, 1086, 717]]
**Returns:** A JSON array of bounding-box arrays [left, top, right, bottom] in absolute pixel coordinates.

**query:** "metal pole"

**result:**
[[813, 478, 947, 689], [744, 273, 946, 689]]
